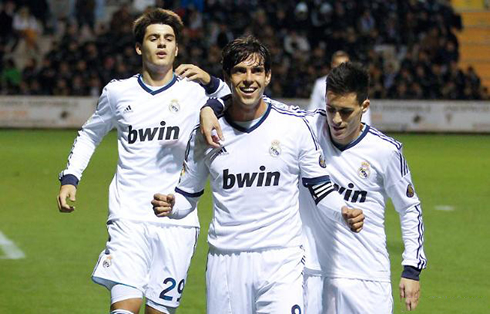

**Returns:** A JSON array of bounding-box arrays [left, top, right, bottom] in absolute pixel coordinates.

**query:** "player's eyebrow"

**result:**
[[146, 32, 175, 39]]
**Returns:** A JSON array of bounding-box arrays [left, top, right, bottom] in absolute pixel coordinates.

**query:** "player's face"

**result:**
[[135, 24, 178, 73], [226, 54, 271, 115], [326, 91, 369, 146]]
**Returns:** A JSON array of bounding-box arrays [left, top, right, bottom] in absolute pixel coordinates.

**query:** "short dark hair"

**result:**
[[221, 35, 271, 76], [326, 62, 369, 104], [133, 9, 184, 45]]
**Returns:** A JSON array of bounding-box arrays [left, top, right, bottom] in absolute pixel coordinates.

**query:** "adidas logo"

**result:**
[[124, 105, 132, 113], [217, 146, 228, 156]]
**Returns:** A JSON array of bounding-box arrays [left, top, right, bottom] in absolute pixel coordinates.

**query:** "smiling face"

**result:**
[[226, 53, 271, 120], [135, 24, 178, 75], [326, 91, 369, 146]]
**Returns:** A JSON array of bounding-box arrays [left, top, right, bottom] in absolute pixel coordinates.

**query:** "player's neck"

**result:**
[[333, 123, 364, 147], [228, 99, 267, 122], [141, 66, 174, 87]]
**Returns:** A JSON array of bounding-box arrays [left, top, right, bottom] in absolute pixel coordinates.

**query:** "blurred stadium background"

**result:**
[[1, 0, 490, 313]]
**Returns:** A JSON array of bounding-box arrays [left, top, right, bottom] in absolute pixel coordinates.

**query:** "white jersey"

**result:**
[[174, 97, 348, 251], [300, 110, 427, 282], [60, 74, 229, 226], [308, 75, 372, 125]]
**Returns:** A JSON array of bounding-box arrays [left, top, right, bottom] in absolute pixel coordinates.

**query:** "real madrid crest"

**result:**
[[270, 140, 281, 157], [168, 99, 180, 113], [103, 255, 113, 268], [358, 161, 371, 179]]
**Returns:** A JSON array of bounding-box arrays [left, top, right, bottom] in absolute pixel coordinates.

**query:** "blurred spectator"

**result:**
[[75, 0, 96, 31], [283, 30, 310, 56], [110, 3, 132, 35], [12, 6, 41, 52], [133, 0, 157, 13], [25, 0, 49, 29], [0, 1, 15, 47], [2, 0, 486, 101], [21, 57, 38, 81], [1, 58, 21, 94]]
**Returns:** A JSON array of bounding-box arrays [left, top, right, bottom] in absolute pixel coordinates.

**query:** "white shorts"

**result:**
[[206, 246, 305, 314], [304, 274, 393, 314], [92, 219, 199, 308]]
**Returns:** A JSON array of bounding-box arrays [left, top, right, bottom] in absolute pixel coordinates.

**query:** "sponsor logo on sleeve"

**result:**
[[319, 154, 327, 168], [406, 183, 415, 197]]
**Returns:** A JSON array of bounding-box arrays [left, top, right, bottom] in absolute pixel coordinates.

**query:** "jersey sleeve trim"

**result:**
[[59, 174, 79, 186], [415, 205, 428, 269], [201, 75, 220, 94], [202, 96, 227, 117], [301, 118, 320, 150], [367, 127, 402, 150], [397, 150, 409, 177], [401, 265, 422, 281], [175, 186, 204, 198]]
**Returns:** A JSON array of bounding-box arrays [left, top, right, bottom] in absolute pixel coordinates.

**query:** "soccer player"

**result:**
[[151, 36, 364, 314], [300, 62, 427, 313], [56, 9, 229, 314], [307, 50, 372, 125]]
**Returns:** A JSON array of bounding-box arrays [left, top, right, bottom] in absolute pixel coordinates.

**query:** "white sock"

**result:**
[[110, 310, 134, 314]]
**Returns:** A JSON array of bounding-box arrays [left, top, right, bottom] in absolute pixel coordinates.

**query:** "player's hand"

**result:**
[[152, 193, 175, 217], [175, 64, 211, 85], [57, 185, 77, 213], [200, 106, 223, 148], [399, 277, 420, 311], [341, 206, 364, 232]]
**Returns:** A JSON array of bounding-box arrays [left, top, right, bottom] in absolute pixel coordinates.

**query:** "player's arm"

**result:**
[[298, 119, 364, 232], [200, 95, 233, 147], [175, 63, 230, 97], [153, 128, 209, 219], [302, 176, 364, 232], [57, 87, 115, 213], [384, 149, 427, 311], [152, 190, 201, 219]]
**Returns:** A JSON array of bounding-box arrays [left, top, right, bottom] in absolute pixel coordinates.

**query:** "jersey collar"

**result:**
[[330, 123, 370, 151], [224, 102, 271, 133], [137, 74, 177, 95]]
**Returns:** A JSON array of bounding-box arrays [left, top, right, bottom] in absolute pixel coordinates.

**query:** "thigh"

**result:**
[[256, 247, 304, 314], [145, 226, 199, 309], [92, 220, 151, 292], [324, 278, 393, 314], [304, 274, 324, 314], [206, 249, 253, 314]]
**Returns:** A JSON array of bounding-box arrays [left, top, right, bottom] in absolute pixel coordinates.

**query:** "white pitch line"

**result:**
[[434, 205, 455, 211], [0, 231, 26, 259]]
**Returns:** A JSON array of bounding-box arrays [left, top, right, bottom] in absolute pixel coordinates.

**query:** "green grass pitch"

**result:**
[[0, 130, 489, 313]]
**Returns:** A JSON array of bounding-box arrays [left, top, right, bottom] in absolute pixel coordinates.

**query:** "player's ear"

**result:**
[[361, 99, 370, 113], [175, 44, 178, 57], [265, 70, 272, 86], [135, 43, 142, 56]]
